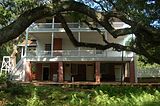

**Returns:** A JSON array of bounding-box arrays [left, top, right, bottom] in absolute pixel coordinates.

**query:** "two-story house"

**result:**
[[11, 16, 136, 84]]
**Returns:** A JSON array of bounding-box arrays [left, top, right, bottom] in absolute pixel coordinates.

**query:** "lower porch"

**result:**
[[25, 61, 135, 83]]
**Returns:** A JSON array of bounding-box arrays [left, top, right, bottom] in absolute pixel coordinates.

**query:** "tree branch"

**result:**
[[82, 20, 109, 44], [57, 13, 110, 50]]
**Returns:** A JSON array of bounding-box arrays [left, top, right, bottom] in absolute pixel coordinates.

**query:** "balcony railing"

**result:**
[[26, 50, 133, 58], [28, 22, 125, 32], [28, 23, 104, 32]]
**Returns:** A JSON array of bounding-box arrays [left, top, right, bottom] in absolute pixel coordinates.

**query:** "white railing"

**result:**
[[10, 58, 24, 80], [28, 23, 104, 31], [137, 69, 160, 78], [26, 50, 133, 58]]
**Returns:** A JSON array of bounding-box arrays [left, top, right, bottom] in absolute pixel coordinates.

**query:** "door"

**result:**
[[53, 38, 62, 56], [53, 38, 62, 50], [78, 64, 86, 81], [114, 65, 122, 81], [86, 64, 94, 81], [43, 67, 49, 80], [71, 64, 86, 81]]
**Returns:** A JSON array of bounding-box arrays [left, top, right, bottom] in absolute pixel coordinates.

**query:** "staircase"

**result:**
[[10, 58, 25, 81], [0, 56, 25, 81]]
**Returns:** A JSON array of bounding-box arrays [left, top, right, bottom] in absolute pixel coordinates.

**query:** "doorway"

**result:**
[[100, 63, 115, 82], [71, 64, 86, 81], [43, 67, 50, 80]]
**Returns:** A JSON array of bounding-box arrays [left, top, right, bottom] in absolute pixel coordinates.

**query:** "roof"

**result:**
[[18, 40, 37, 47]]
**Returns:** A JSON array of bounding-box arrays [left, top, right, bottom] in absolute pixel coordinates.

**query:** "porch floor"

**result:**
[[20, 81, 160, 87]]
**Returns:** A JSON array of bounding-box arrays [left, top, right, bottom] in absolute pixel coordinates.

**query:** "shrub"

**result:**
[[0, 73, 8, 83], [26, 88, 44, 106]]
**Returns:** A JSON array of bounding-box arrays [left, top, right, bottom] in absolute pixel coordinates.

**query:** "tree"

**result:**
[[0, 0, 160, 63]]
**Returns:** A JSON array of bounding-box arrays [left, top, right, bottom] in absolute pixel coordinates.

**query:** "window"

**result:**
[[45, 44, 51, 51]]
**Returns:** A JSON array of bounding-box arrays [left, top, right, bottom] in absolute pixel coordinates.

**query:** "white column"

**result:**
[[24, 28, 29, 57], [51, 33, 54, 56], [51, 17, 55, 56], [21, 47, 24, 58]]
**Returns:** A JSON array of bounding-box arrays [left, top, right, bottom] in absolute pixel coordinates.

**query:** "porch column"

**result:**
[[58, 62, 63, 82], [51, 32, 54, 56], [51, 17, 54, 56], [95, 62, 100, 83], [25, 61, 32, 81], [24, 28, 29, 57], [130, 61, 135, 83], [21, 47, 24, 58]]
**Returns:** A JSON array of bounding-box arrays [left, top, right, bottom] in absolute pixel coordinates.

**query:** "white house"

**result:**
[[9, 16, 136, 84]]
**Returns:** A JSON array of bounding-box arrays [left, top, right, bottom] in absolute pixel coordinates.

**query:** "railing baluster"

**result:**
[[26, 49, 133, 59]]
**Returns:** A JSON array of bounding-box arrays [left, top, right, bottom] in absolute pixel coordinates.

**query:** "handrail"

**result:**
[[28, 22, 104, 30], [9, 57, 24, 80], [26, 50, 133, 58]]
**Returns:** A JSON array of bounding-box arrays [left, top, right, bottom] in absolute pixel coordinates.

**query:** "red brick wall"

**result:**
[[36, 63, 42, 80], [50, 63, 54, 80], [58, 62, 63, 82], [130, 61, 135, 83], [95, 62, 100, 83], [25, 61, 32, 81]]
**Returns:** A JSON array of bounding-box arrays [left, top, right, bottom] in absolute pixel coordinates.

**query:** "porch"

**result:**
[[21, 81, 160, 87], [25, 61, 135, 83]]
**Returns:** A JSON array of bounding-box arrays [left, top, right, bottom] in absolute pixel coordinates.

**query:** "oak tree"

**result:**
[[0, 0, 160, 63]]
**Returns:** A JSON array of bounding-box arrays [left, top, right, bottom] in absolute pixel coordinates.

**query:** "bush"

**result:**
[[0, 73, 8, 83], [1, 85, 160, 106]]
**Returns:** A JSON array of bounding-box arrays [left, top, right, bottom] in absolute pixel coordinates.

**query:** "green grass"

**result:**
[[0, 84, 160, 106]]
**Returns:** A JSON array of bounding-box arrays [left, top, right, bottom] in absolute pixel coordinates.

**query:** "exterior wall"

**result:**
[[20, 18, 136, 83], [50, 62, 58, 81], [114, 65, 122, 81], [64, 63, 71, 81], [25, 61, 32, 81], [80, 32, 105, 46], [50, 63, 54, 80], [86, 64, 95, 81], [100, 62, 132, 82], [130, 61, 135, 82], [36, 33, 52, 53], [21, 61, 135, 83], [63, 62, 95, 82], [58, 62, 63, 82], [35, 63, 42, 80], [95, 62, 100, 83], [55, 32, 78, 50]]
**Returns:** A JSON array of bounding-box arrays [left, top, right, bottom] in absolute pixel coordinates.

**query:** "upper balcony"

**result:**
[[25, 50, 134, 62], [28, 22, 124, 33]]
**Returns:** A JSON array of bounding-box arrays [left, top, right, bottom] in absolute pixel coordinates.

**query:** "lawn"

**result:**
[[0, 83, 160, 106]]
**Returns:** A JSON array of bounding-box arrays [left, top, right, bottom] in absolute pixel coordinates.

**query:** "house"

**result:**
[[10, 16, 136, 84]]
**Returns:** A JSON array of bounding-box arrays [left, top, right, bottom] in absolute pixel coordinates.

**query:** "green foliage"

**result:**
[[1, 84, 160, 106], [0, 0, 39, 26], [67, 12, 87, 22], [0, 42, 13, 61], [26, 88, 44, 106], [70, 91, 91, 106], [137, 55, 160, 70], [0, 73, 8, 83]]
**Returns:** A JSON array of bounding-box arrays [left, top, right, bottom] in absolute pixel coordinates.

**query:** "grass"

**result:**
[[0, 83, 160, 106]]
